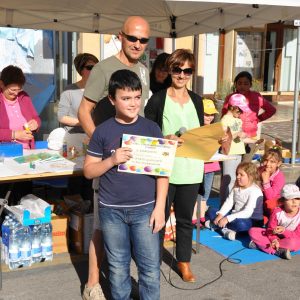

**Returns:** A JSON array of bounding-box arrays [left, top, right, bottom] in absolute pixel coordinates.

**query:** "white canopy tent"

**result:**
[[0, 0, 300, 37], [0, 0, 299, 162]]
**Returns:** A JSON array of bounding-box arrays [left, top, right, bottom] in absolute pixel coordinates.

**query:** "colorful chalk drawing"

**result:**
[[118, 134, 177, 177]]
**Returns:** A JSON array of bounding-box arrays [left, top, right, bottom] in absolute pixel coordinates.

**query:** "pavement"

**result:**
[[1, 101, 300, 300]]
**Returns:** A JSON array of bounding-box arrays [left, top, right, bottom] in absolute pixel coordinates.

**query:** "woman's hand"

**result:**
[[27, 119, 39, 131], [164, 134, 184, 147], [15, 130, 33, 140]]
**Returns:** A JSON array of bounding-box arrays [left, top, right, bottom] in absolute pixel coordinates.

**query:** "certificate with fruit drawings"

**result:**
[[118, 134, 177, 177]]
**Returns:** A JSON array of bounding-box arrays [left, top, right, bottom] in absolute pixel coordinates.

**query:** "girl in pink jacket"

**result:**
[[222, 71, 276, 139], [249, 184, 300, 260]]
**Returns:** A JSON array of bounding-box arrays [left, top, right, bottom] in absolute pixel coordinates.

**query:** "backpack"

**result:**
[[91, 96, 116, 126]]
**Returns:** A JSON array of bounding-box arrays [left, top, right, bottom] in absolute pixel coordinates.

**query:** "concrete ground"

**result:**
[[1, 101, 300, 300]]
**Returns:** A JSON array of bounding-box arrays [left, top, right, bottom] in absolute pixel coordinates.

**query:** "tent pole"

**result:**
[[192, 34, 199, 93], [291, 25, 300, 164]]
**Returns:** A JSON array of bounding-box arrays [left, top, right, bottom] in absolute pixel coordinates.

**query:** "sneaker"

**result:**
[[82, 283, 105, 300], [248, 240, 258, 250], [275, 248, 292, 260], [221, 228, 236, 240], [204, 220, 216, 231]]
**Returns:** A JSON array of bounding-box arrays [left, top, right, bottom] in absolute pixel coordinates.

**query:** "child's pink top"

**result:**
[[222, 91, 276, 137], [266, 206, 300, 242], [204, 161, 220, 173], [259, 167, 285, 200]]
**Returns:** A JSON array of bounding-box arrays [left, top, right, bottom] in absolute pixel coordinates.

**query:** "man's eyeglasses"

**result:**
[[121, 32, 149, 44], [83, 65, 94, 71], [171, 67, 193, 76]]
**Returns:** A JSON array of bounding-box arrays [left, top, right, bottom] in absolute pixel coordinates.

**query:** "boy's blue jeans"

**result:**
[[206, 207, 252, 232], [99, 204, 160, 300]]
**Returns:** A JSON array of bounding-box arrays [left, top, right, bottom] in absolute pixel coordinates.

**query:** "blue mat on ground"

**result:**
[[193, 198, 300, 265]]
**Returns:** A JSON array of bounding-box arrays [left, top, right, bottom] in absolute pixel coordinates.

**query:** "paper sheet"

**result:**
[[176, 122, 226, 161]]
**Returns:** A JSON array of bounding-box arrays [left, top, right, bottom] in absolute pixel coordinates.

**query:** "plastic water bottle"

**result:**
[[31, 225, 42, 263], [20, 226, 32, 267], [1, 216, 9, 263], [8, 226, 21, 270], [4, 217, 12, 265], [41, 223, 53, 261]]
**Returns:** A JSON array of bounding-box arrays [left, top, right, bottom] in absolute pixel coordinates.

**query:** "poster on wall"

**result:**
[[235, 32, 262, 70]]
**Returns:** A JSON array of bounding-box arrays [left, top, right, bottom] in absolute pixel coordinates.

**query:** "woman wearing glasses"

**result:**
[[0, 65, 41, 148], [145, 49, 204, 283], [57, 53, 98, 133], [0, 65, 41, 203]]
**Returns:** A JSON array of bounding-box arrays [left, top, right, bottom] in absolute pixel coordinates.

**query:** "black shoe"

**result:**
[[275, 248, 292, 260]]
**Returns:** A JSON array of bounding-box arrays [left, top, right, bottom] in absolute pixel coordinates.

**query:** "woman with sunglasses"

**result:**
[[145, 49, 204, 283], [57, 53, 98, 133]]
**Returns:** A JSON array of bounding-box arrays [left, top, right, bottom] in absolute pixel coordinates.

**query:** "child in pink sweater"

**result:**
[[222, 71, 276, 139], [259, 148, 285, 223], [248, 184, 300, 259]]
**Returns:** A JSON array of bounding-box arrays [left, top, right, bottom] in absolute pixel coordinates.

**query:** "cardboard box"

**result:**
[[51, 214, 69, 254], [69, 211, 93, 254]]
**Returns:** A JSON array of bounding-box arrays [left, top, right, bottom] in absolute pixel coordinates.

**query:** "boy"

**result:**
[[83, 69, 168, 300]]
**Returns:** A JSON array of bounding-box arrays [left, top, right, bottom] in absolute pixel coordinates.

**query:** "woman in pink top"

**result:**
[[249, 184, 300, 260], [222, 71, 276, 139], [0, 65, 41, 204], [0, 65, 41, 149]]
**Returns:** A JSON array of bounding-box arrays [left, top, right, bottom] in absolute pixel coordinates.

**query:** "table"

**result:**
[[0, 149, 83, 184]]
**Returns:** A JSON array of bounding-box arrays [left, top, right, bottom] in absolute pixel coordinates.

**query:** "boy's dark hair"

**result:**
[[234, 71, 252, 85], [74, 53, 99, 75], [0, 65, 26, 86], [108, 69, 142, 99]]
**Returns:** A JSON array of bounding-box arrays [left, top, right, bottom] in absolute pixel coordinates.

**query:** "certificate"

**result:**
[[118, 134, 177, 177]]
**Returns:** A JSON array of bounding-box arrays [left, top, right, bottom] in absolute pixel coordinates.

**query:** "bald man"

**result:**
[[80, 16, 150, 300]]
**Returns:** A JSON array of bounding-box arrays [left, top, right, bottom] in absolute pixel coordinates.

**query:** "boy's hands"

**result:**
[[149, 208, 165, 233], [111, 147, 132, 165]]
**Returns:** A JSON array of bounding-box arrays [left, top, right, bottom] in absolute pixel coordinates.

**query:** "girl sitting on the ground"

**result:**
[[248, 184, 300, 260], [259, 147, 285, 223], [205, 162, 264, 241]]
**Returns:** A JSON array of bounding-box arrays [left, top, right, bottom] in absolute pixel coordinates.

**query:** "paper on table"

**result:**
[[175, 122, 226, 161]]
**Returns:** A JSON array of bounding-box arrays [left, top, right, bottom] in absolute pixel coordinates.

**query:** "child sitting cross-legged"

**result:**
[[205, 162, 264, 240], [248, 184, 300, 260]]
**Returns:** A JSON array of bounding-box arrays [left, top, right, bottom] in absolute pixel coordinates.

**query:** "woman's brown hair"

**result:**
[[166, 49, 195, 72]]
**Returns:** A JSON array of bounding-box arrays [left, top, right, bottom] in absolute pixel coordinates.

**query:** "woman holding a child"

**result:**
[[145, 49, 204, 283]]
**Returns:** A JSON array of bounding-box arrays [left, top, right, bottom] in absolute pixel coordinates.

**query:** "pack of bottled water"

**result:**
[[1, 213, 53, 270]]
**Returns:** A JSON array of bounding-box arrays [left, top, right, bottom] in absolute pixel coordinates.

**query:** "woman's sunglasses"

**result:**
[[171, 67, 193, 76], [121, 32, 149, 44], [83, 65, 94, 71]]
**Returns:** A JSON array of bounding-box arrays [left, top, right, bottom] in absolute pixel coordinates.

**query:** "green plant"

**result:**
[[252, 79, 263, 92], [215, 79, 234, 100]]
